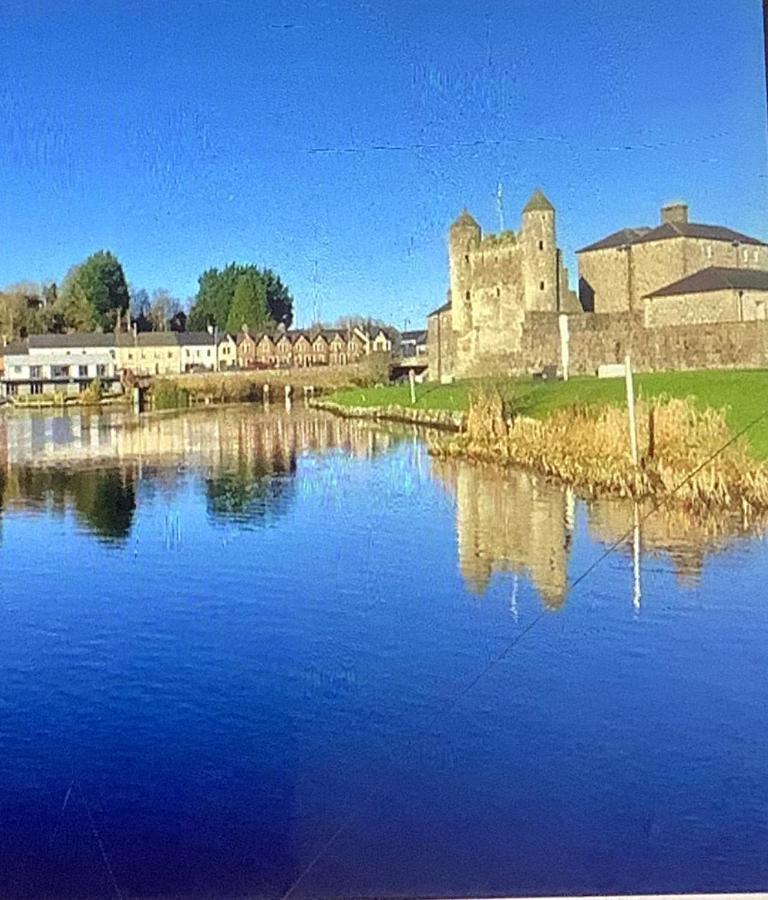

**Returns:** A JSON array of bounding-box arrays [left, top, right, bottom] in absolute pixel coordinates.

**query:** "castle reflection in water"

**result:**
[[0, 408, 763, 606], [433, 457, 766, 609]]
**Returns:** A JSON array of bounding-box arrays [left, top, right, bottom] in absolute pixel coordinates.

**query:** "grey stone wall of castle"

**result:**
[[428, 195, 768, 381]]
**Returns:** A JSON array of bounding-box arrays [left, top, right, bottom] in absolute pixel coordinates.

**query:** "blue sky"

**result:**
[[0, 0, 765, 328]]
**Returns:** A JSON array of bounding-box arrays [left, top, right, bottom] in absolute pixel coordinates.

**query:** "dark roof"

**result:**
[[177, 331, 215, 346], [577, 227, 652, 252], [427, 300, 452, 318], [579, 221, 767, 253], [401, 329, 427, 343], [646, 266, 768, 298], [29, 333, 116, 348], [523, 189, 554, 213], [1, 339, 29, 356]]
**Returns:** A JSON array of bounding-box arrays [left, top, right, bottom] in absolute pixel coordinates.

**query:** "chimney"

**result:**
[[661, 202, 688, 225]]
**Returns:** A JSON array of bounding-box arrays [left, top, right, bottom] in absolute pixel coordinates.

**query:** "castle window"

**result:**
[[464, 254, 469, 264], [496, 288, 501, 298], [538, 240, 544, 250], [465, 290, 471, 301], [539, 281, 545, 291]]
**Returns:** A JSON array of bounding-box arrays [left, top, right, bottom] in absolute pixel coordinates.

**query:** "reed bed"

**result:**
[[431, 388, 768, 515], [157, 357, 390, 407]]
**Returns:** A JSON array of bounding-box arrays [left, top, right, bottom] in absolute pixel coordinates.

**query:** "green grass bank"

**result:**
[[325, 369, 768, 459]]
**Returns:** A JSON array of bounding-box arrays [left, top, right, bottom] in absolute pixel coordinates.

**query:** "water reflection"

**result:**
[[433, 457, 766, 609], [0, 407, 406, 541]]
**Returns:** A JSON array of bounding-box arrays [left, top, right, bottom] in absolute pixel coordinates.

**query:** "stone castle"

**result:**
[[429, 193, 768, 380]]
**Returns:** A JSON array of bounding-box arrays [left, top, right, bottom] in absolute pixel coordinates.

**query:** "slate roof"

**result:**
[[401, 329, 428, 343], [523, 189, 555, 213], [29, 333, 116, 348], [427, 300, 452, 318], [645, 266, 768, 298], [0, 340, 29, 356], [177, 331, 215, 346], [579, 221, 767, 253]]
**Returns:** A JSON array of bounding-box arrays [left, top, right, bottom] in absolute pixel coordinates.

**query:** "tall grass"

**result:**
[[432, 389, 768, 515]]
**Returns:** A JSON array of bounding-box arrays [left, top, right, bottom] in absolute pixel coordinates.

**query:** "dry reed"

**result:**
[[431, 389, 768, 515]]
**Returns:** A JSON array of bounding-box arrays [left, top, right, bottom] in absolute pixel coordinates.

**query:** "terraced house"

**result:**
[[229, 325, 385, 369], [0, 334, 121, 398]]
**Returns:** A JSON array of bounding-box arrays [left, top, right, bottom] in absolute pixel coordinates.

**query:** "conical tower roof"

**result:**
[[451, 208, 480, 230], [523, 189, 554, 213]]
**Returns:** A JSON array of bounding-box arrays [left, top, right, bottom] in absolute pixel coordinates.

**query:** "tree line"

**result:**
[[0, 253, 295, 342]]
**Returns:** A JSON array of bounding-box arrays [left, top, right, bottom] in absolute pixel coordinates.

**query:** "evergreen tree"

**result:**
[[226, 271, 271, 333], [57, 251, 130, 331]]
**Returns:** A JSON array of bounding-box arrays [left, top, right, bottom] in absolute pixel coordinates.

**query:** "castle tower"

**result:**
[[449, 209, 481, 333], [521, 189, 558, 312]]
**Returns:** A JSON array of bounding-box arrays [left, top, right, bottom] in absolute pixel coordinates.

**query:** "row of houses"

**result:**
[[0, 326, 395, 398]]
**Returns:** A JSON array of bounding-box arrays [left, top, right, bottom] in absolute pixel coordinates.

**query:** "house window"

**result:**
[[6, 383, 17, 396], [128, 353, 133, 360], [539, 240, 544, 250], [30, 366, 42, 379], [13, 366, 21, 373], [97, 364, 107, 377], [78, 365, 88, 377], [52, 365, 68, 378], [540, 281, 545, 290], [168, 352, 172, 359], [30, 382, 44, 395]]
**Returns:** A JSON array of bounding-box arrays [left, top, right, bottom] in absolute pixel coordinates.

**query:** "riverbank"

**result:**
[[325, 369, 768, 459], [151, 357, 390, 409], [308, 398, 465, 430]]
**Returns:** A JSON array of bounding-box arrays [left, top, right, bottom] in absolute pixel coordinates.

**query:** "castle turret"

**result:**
[[521, 189, 558, 312], [449, 209, 481, 333]]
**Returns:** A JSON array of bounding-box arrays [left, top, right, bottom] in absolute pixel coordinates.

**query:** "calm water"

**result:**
[[1, 406, 767, 899]]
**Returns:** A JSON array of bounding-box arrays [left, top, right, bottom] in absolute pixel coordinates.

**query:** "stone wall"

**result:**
[[518, 311, 768, 375], [579, 237, 768, 315], [644, 289, 768, 327], [427, 306, 455, 382]]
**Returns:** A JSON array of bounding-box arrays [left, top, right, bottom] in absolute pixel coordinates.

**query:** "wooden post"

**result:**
[[625, 354, 639, 466], [408, 368, 416, 405]]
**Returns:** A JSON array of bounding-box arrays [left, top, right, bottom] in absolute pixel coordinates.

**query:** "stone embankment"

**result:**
[[308, 399, 465, 432]]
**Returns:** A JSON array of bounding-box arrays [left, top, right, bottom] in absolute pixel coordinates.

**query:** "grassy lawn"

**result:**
[[326, 369, 768, 458]]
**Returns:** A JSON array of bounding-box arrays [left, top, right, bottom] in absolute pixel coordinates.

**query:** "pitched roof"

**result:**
[[645, 266, 768, 298], [427, 300, 452, 318], [577, 227, 652, 252], [451, 209, 480, 230], [401, 329, 427, 343], [523, 189, 555, 213], [29, 333, 116, 348], [579, 221, 767, 253], [0, 339, 29, 356], [177, 331, 215, 346]]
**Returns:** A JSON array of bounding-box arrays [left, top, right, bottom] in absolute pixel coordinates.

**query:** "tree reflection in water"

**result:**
[[6, 467, 137, 542], [205, 453, 297, 526]]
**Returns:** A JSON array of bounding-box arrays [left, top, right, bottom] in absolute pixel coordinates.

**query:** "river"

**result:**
[[1, 405, 767, 898]]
